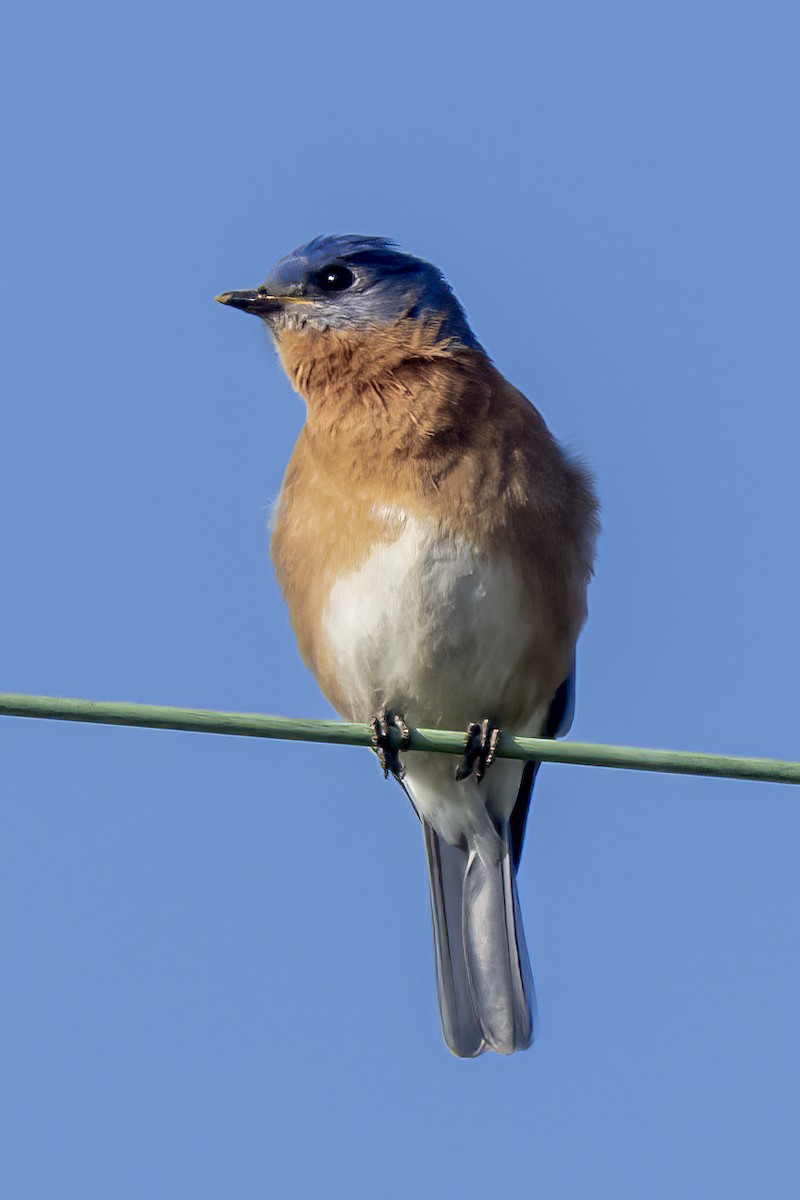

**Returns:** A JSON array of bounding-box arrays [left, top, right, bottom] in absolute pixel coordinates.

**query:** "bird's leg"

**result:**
[[370, 708, 411, 781], [455, 718, 502, 784]]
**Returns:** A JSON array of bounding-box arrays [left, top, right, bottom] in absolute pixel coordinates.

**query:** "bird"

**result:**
[[216, 235, 598, 1056]]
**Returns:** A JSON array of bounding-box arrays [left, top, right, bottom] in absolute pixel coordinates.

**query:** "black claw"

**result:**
[[455, 718, 502, 784], [455, 722, 482, 781], [370, 708, 411, 781]]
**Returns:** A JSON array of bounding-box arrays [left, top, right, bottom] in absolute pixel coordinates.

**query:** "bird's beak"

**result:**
[[215, 289, 283, 316], [215, 290, 315, 316]]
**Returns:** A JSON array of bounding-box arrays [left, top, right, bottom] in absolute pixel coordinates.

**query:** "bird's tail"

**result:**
[[423, 820, 535, 1057]]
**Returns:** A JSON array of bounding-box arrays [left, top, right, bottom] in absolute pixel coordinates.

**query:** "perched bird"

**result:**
[[217, 236, 598, 1056]]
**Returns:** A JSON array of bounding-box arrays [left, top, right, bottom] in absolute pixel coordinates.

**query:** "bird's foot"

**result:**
[[370, 708, 411, 781], [455, 719, 502, 784]]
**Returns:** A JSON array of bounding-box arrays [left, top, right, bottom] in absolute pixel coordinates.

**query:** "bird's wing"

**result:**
[[509, 663, 576, 870]]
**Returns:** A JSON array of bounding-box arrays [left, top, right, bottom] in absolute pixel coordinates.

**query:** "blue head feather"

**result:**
[[261, 235, 480, 348]]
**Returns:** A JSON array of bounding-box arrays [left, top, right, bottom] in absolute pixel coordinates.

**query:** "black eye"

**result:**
[[312, 264, 355, 292]]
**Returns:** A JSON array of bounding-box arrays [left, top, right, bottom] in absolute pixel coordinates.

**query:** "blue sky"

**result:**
[[2, 1, 800, 1196]]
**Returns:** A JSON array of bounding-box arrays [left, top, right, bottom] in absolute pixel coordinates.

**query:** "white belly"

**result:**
[[321, 512, 548, 730]]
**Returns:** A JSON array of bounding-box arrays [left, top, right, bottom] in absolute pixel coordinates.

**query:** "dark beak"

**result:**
[[215, 289, 283, 316]]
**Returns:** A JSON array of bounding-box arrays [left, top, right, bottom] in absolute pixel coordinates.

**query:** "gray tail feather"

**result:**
[[423, 821, 535, 1057]]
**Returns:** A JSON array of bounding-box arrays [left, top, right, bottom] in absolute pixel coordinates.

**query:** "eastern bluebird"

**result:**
[[217, 236, 598, 1056]]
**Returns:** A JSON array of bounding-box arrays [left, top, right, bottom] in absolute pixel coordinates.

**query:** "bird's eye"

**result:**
[[312, 264, 355, 292]]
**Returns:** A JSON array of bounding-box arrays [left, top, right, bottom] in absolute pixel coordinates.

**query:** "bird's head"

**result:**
[[216, 234, 479, 349]]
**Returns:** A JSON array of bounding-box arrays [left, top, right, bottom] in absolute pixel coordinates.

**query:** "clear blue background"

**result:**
[[2, 2, 799, 1196]]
